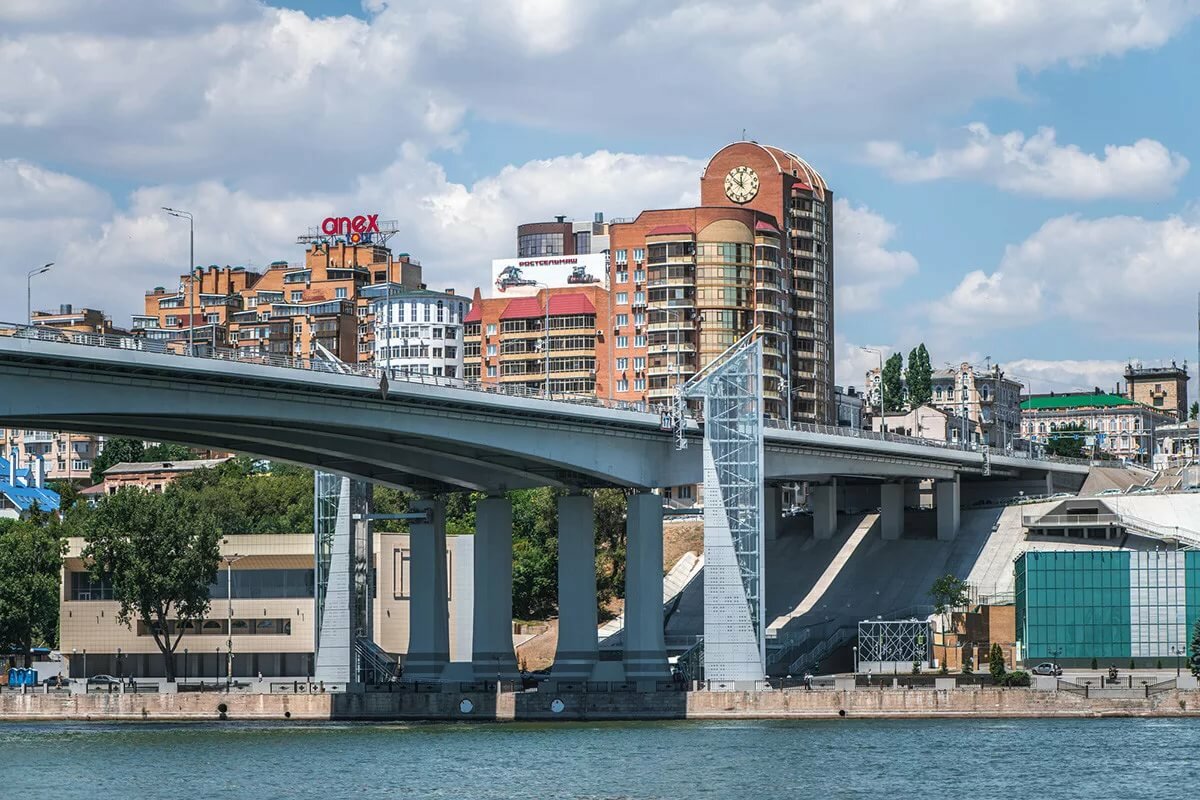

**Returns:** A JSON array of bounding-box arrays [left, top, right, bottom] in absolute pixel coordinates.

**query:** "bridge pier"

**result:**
[[623, 492, 669, 682], [880, 482, 905, 540], [812, 482, 837, 540], [764, 486, 782, 541], [936, 477, 960, 541], [472, 496, 519, 680], [552, 493, 599, 679], [404, 497, 450, 681]]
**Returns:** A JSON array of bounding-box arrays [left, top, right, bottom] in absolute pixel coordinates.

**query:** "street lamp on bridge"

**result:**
[[162, 207, 196, 355], [26, 262, 53, 325]]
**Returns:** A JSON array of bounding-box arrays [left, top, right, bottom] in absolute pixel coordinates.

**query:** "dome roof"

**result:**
[[703, 141, 828, 199]]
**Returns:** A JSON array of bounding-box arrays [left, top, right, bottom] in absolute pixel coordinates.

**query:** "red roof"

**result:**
[[646, 224, 694, 236], [548, 293, 595, 315], [755, 220, 780, 234], [499, 296, 544, 320], [463, 304, 482, 323]]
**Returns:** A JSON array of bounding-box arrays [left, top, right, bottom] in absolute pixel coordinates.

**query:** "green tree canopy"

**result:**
[[906, 344, 932, 406], [0, 519, 65, 666], [929, 574, 970, 617], [166, 459, 313, 533], [82, 487, 222, 681], [1190, 401, 1198, 421], [881, 352, 905, 412], [989, 642, 1006, 681], [90, 437, 144, 484], [1045, 423, 1088, 459]]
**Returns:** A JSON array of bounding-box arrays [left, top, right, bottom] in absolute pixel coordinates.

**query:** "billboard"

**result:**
[[489, 253, 608, 298]]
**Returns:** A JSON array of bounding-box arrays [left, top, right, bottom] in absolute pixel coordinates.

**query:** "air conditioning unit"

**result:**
[[597, 329, 605, 337]]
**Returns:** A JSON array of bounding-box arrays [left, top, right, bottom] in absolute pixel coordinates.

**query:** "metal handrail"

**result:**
[[0, 321, 1131, 470], [1024, 514, 1123, 526]]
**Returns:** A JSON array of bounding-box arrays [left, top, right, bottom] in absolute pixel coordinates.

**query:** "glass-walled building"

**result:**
[[1015, 550, 1200, 666]]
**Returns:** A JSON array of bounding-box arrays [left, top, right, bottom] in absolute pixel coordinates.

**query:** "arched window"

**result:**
[[1050, 423, 1058, 432], [1038, 423, 1046, 434]]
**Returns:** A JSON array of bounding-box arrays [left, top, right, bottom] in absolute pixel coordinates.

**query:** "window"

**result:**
[[633, 248, 645, 262], [616, 292, 629, 305], [616, 271, 629, 284], [616, 314, 629, 327], [633, 291, 646, 305], [290, 291, 303, 303], [70, 571, 114, 601], [616, 378, 629, 392], [423, 304, 431, 322], [634, 357, 646, 370], [634, 335, 647, 348], [487, 344, 497, 356], [486, 324, 496, 336], [634, 269, 645, 283], [335, 287, 347, 299], [208, 569, 315, 599], [165, 315, 178, 327], [615, 249, 628, 265], [634, 377, 646, 391], [616, 336, 629, 348], [437, 300, 445, 322], [616, 357, 629, 371], [486, 365, 497, 378]]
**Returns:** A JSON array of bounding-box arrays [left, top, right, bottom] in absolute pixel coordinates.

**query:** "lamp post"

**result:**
[[184, 647, 189, 683], [1171, 645, 1183, 677], [223, 553, 245, 689], [116, 647, 122, 682], [852, 645, 859, 675], [26, 263, 53, 325], [162, 207, 195, 355], [862, 347, 887, 434]]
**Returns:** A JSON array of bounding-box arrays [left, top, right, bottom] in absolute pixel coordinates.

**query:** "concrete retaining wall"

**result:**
[[3, 687, 1198, 722]]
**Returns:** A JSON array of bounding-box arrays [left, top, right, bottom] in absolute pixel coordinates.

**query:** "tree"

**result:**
[[1191, 401, 1199, 421], [930, 574, 970, 655], [1191, 617, 1200, 678], [82, 487, 221, 682], [90, 437, 144, 484], [881, 352, 905, 413], [988, 642, 1006, 681], [141, 442, 195, 462], [167, 459, 314, 534], [906, 344, 933, 407], [0, 520, 65, 666], [1045, 423, 1087, 459], [593, 489, 627, 612]]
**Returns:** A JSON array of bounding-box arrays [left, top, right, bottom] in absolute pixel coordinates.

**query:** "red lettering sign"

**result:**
[[320, 214, 381, 237]]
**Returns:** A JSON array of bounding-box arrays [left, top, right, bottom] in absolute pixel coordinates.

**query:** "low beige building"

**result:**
[[61, 532, 473, 679], [870, 404, 969, 443]]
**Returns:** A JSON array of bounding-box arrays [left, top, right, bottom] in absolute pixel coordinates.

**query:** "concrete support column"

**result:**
[[880, 483, 904, 541], [764, 486, 782, 541], [1044, 473, 1055, 496], [624, 492, 669, 682], [812, 482, 837, 540], [472, 496, 518, 680], [935, 477, 960, 541], [404, 497, 449, 681], [552, 494, 598, 679]]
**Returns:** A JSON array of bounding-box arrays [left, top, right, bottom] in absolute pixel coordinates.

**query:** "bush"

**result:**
[[989, 643, 1006, 680], [1129, 659, 1136, 670], [1156, 659, 1163, 670], [1001, 670, 1031, 687]]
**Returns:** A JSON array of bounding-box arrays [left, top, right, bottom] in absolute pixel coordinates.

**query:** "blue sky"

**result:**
[[3, 0, 1199, 395]]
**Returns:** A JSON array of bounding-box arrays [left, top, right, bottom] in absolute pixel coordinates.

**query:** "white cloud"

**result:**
[[4, 150, 704, 324], [1, 0, 1196, 189], [929, 211, 1200, 340], [865, 123, 1189, 199], [1004, 358, 1128, 395], [834, 199, 919, 312]]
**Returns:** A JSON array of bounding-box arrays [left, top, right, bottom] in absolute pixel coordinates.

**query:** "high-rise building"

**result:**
[[606, 141, 834, 423], [1124, 361, 1189, 421]]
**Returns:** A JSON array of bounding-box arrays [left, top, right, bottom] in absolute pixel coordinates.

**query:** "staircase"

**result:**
[[355, 638, 400, 684], [1118, 513, 1200, 550]]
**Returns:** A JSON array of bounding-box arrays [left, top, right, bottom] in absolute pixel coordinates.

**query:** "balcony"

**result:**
[[23, 431, 55, 444]]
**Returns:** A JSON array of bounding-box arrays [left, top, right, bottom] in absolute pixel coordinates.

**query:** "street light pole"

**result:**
[[223, 553, 245, 689], [162, 207, 194, 355], [26, 263, 53, 325]]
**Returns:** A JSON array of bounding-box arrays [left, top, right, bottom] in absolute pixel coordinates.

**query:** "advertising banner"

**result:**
[[489, 253, 608, 297]]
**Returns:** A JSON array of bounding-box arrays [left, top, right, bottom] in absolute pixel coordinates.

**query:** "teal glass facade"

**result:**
[[1016, 550, 1200, 666]]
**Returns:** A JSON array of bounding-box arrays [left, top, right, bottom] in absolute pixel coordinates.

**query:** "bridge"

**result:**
[[0, 326, 1099, 687]]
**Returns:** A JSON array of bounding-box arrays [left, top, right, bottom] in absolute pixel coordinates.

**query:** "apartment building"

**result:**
[[462, 286, 611, 398], [31, 304, 124, 336], [930, 363, 1023, 449], [367, 286, 470, 380], [607, 141, 834, 423]]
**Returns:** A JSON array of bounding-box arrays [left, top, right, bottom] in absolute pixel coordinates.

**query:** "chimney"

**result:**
[[60, 303, 73, 314], [444, 288, 455, 296], [8, 448, 16, 485], [34, 455, 44, 490]]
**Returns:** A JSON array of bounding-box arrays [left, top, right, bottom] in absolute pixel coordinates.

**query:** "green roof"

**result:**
[[1021, 393, 1135, 411]]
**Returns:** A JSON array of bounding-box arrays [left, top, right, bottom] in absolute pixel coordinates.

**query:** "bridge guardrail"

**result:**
[[0, 321, 1121, 469]]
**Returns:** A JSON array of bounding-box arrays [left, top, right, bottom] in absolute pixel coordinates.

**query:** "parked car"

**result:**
[[87, 674, 120, 685], [1030, 662, 1062, 677]]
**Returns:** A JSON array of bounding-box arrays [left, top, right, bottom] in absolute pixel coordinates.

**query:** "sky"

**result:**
[[3, 0, 1200, 397]]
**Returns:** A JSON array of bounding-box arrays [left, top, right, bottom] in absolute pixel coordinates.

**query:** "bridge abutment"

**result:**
[[623, 492, 669, 682], [404, 497, 450, 681], [552, 494, 599, 679], [472, 497, 519, 680]]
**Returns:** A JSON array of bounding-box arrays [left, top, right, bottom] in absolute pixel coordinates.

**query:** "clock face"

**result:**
[[724, 166, 759, 204]]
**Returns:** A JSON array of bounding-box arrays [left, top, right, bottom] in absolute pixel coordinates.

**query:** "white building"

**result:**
[[367, 286, 470, 381]]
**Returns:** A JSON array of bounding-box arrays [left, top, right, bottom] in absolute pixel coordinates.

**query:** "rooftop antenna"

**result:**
[[741, 128, 747, 141]]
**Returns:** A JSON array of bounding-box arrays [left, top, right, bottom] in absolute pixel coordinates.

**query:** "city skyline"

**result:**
[[3, 1, 1200, 396]]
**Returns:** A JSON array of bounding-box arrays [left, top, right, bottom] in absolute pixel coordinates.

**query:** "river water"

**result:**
[[3, 717, 1195, 798]]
